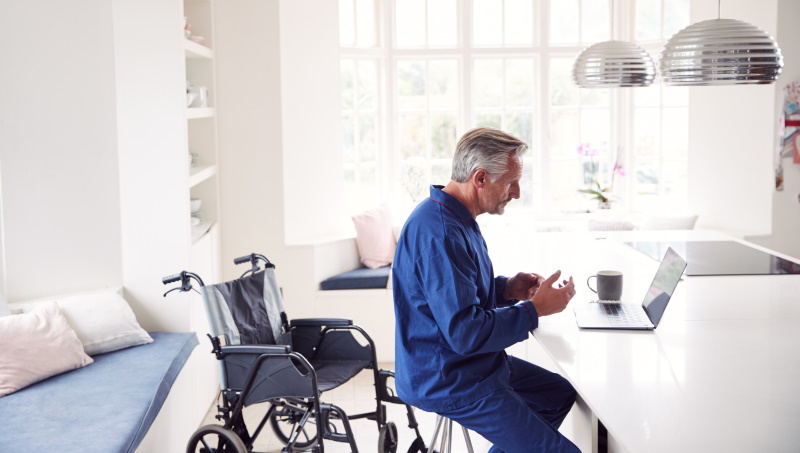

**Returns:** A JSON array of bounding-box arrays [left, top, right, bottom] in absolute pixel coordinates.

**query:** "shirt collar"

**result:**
[[429, 185, 475, 223]]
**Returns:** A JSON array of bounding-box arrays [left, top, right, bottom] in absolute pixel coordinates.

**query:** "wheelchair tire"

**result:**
[[186, 424, 247, 453], [405, 436, 429, 453], [269, 403, 318, 449], [378, 421, 398, 453]]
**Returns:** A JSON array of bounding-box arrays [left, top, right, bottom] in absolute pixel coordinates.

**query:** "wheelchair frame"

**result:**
[[164, 254, 427, 453]]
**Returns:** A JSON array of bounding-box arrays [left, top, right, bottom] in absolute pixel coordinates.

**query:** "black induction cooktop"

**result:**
[[625, 241, 800, 276]]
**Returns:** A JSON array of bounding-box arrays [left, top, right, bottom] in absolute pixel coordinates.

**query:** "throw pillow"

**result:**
[[0, 303, 93, 397], [352, 204, 396, 269], [50, 292, 154, 356]]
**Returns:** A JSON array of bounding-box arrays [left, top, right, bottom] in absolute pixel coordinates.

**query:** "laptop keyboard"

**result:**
[[602, 303, 645, 326]]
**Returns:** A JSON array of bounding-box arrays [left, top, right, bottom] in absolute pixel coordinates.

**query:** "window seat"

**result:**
[[0, 331, 198, 453], [319, 265, 391, 290]]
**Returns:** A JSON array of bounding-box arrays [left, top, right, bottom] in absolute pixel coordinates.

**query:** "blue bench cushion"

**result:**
[[320, 266, 391, 290], [0, 331, 198, 453]]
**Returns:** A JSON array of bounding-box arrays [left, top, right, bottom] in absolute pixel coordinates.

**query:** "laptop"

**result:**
[[574, 247, 687, 330]]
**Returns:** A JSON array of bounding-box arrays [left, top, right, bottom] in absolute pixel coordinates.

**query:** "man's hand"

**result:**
[[529, 270, 576, 317], [504, 272, 545, 301]]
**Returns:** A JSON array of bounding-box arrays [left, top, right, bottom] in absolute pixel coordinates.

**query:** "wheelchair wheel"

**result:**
[[269, 403, 318, 449], [186, 424, 247, 453], [378, 421, 398, 453]]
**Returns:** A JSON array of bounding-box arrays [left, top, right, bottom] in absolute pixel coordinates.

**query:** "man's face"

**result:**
[[481, 155, 522, 215]]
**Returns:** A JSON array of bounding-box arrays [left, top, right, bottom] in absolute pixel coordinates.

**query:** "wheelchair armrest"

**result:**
[[291, 318, 353, 327], [219, 344, 292, 356]]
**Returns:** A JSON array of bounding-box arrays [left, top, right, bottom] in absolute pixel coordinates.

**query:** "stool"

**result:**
[[427, 415, 474, 453]]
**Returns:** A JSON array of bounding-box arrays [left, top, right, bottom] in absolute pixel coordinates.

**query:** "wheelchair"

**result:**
[[163, 253, 427, 453]]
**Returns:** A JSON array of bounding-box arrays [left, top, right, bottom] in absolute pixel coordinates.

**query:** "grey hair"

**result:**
[[451, 127, 528, 183]]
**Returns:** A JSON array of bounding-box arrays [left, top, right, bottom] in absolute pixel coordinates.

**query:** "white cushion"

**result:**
[[24, 292, 153, 356], [0, 302, 93, 397], [352, 204, 396, 269]]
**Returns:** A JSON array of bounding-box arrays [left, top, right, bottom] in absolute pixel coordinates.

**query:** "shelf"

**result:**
[[184, 39, 213, 59], [189, 163, 216, 187], [191, 220, 214, 243], [186, 107, 215, 119]]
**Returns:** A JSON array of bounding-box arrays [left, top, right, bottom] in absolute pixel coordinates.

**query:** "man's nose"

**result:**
[[510, 182, 521, 199]]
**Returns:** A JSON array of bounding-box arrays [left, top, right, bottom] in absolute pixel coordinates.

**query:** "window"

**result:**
[[340, 0, 690, 216]]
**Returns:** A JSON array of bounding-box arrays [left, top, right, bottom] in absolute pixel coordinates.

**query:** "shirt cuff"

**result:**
[[495, 275, 511, 306], [520, 300, 539, 331]]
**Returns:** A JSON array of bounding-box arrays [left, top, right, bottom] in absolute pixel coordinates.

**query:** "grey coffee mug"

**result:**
[[587, 270, 623, 301]]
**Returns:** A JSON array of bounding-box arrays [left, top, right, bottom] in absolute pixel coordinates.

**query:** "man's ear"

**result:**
[[472, 169, 488, 188]]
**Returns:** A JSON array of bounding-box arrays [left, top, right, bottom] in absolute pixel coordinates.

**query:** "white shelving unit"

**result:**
[[183, 0, 220, 245]]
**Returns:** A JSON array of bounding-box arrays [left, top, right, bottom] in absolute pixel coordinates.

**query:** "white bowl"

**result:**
[[190, 198, 202, 213]]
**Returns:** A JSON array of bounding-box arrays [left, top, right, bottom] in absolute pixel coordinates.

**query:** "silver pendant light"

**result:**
[[659, 3, 783, 86], [572, 40, 656, 87], [571, 0, 656, 88]]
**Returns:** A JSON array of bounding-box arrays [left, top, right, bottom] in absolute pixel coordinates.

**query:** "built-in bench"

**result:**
[[0, 331, 198, 452], [319, 265, 391, 290]]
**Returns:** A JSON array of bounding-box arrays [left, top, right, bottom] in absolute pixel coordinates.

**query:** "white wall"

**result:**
[[215, 0, 347, 317], [688, 0, 779, 237], [215, 0, 287, 283], [747, 0, 800, 259], [112, 0, 194, 332], [0, 0, 123, 300], [279, 0, 348, 245]]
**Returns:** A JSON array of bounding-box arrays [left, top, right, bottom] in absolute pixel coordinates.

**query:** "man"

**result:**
[[392, 127, 580, 452]]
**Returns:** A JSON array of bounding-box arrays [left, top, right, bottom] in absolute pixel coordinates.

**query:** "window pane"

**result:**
[[476, 113, 502, 129], [474, 59, 504, 108], [662, 107, 688, 158], [428, 0, 458, 47], [341, 60, 355, 110], [551, 160, 582, 202], [429, 60, 459, 109], [662, 85, 688, 107], [399, 114, 427, 158], [342, 114, 355, 163], [358, 113, 376, 160], [581, 0, 609, 43], [339, 0, 356, 46], [355, 0, 376, 47], [507, 112, 533, 145], [400, 159, 429, 203], [431, 113, 458, 158], [580, 87, 609, 107], [635, 0, 660, 41], [397, 61, 426, 110], [662, 160, 688, 200], [357, 61, 377, 110], [635, 160, 659, 194], [633, 107, 660, 158], [580, 109, 610, 154], [473, 0, 503, 46], [505, 59, 534, 107], [505, 0, 534, 46], [431, 162, 451, 186], [664, 0, 690, 39], [550, 0, 579, 44], [396, 0, 426, 47], [550, 58, 578, 107], [634, 81, 660, 107], [549, 109, 580, 159]]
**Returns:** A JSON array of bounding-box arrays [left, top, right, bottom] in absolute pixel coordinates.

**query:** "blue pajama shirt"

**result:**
[[392, 186, 579, 453]]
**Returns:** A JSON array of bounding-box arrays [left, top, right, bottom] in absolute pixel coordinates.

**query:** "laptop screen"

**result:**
[[642, 247, 688, 327]]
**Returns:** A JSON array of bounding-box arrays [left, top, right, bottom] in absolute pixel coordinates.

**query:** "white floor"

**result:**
[[201, 363, 494, 453]]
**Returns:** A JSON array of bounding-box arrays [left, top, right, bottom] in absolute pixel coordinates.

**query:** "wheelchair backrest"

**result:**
[[200, 268, 288, 346]]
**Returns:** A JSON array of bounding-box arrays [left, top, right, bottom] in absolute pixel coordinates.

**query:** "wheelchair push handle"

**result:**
[[234, 252, 275, 278], [161, 270, 204, 297], [162, 273, 183, 284]]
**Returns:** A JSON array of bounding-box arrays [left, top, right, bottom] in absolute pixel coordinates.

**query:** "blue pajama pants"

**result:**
[[438, 356, 580, 453]]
